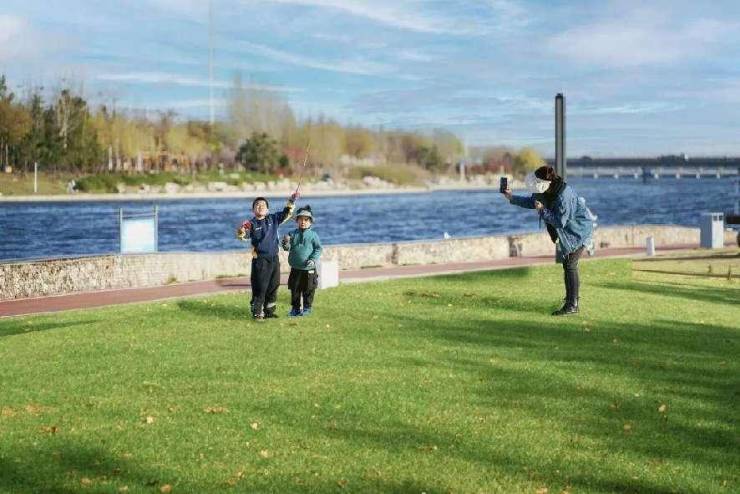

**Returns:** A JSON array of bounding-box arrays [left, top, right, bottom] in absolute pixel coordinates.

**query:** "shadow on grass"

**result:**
[[176, 298, 249, 321], [0, 443, 184, 494], [601, 280, 739, 305], [0, 319, 98, 338], [636, 252, 740, 262], [435, 266, 534, 282], [633, 268, 738, 279], [0, 441, 454, 494], [251, 386, 708, 494], [392, 312, 738, 470]]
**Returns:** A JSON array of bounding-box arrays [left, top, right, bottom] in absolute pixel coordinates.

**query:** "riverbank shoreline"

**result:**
[[3, 225, 736, 302], [0, 183, 506, 202]]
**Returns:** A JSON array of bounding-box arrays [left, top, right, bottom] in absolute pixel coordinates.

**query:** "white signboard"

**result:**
[[120, 209, 158, 254]]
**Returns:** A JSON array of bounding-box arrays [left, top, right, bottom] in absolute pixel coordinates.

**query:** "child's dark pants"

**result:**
[[288, 268, 318, 311], [251, 255, 280, 317]]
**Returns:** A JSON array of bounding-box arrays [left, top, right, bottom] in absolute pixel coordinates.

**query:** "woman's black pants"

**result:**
[[563, 246, 584, 306]]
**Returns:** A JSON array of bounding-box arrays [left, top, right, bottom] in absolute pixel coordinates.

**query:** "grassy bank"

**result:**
[[0, 165, 429, 196], [347, 164, 426, 186], [0, 171, 74, 195], [1, 257, 738, 493], [0, 171, 279, 195]]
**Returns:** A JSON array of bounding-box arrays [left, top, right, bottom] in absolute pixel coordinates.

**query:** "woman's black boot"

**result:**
[[552, 298, 579, 316]]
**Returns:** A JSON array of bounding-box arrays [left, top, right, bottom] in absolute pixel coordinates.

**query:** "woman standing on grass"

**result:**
[[503, 165, 593, 315]]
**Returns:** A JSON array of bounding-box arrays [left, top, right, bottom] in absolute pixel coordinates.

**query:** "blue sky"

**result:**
[[1, 0, 739, 157]]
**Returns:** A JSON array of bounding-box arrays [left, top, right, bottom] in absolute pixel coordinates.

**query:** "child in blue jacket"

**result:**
[[281, 205, 322, 317], [237, 193, 297, 320]]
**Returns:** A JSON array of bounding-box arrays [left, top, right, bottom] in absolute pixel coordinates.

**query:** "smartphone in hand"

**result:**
[[499, 177, 508, 193]]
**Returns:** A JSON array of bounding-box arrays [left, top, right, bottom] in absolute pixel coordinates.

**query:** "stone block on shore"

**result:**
[[207, 181, 228, 192], [164, 182, 180, 194]]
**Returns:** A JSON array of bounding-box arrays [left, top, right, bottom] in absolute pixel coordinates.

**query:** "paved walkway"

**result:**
[[0, 245, 694, 318]]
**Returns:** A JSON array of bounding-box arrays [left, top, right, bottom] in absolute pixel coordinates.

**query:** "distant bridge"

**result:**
[[568, 166, 739, 179], [543, 157, 740, 179]]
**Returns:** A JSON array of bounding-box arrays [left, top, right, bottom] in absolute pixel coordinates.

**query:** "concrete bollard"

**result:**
[[646, 236, 656, 256], [318, 260, 339, 289]]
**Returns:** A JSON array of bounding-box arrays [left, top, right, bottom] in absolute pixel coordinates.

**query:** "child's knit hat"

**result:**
[[295, 205, 313, 221]]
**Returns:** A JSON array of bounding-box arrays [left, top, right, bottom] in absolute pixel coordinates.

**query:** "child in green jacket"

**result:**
[[281, 205, 322, 317]]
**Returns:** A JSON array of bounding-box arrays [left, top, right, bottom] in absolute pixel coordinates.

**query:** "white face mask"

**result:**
[[525, 172, 550, 193]]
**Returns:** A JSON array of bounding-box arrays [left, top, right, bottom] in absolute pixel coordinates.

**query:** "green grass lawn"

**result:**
[[0, 172, 72, 195], [1, 257, 738, 493]]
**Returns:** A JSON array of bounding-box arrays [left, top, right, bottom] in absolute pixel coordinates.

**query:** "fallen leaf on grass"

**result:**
[[160, 484, 172, 493], [536, 487, 548, 494], [204, 406, 228, 414], [417, 444, 438, 452], [41, 425, 59, 434], [25, 404, 45, 414], [144, 416, 155, 424], [337, 479, 349, 488], [226, 470, 246, 487], [623, 423, 632, 433], [658, 404, 668, 413], [118, 487, 129, 493], [81, 477, 93, 486], [250, 422, 260, 430], [259, 450, 271, 458]]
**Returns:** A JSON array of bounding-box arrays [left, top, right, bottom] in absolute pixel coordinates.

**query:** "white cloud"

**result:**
[[549, 11, 736, 67], [0, 15, 39, 61], [259, 0, 528, 35], [397, 49, 435, 63], [95, 72, 301, 92], [237, 41, 394, 76], [572, 102, 684, 116], [158, 98, 227, 109], [97, 72, 230, 88]]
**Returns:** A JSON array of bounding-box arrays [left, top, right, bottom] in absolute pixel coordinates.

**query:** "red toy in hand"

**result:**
[[237, 220, 252, 240], [290, 191, 300, 202]]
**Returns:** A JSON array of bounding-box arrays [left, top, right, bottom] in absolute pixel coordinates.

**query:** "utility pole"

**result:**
[[208, 0, 215, 126], [555, 93, 566, 179], [34, 162, 38, 193]]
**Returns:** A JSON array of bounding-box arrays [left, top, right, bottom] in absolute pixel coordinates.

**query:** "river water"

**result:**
[[0, 178, 736, 261]]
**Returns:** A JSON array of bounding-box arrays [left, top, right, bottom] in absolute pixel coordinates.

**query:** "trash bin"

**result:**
[[700, 212, 724, 249]]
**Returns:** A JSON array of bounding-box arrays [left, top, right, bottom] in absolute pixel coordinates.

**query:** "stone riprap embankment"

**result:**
[[1, 225, 735, 300]]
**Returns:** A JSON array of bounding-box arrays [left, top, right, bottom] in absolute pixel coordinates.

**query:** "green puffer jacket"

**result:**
[[284, 227, 323, 270]]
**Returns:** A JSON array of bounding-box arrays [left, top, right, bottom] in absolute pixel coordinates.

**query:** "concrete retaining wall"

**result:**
[[1, 225, 736, 300]]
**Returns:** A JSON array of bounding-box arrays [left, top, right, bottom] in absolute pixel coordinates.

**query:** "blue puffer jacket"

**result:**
[[510, 184, 593, 255]]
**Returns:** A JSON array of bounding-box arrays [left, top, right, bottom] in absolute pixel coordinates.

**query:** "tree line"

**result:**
[[0, 73, 542, 178]]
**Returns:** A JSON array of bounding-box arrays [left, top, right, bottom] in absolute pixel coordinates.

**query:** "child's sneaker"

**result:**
[[301, 307, 312, 317], [288, 308, 302, 317]]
